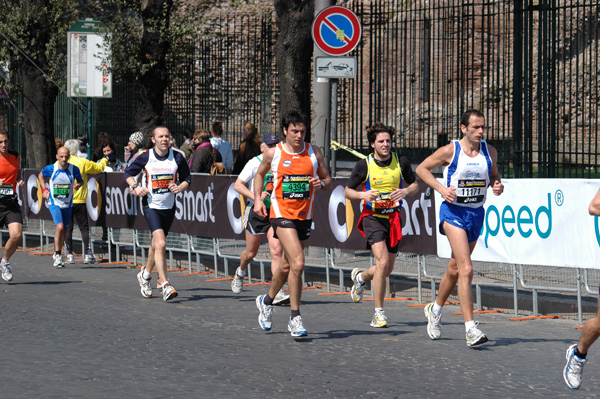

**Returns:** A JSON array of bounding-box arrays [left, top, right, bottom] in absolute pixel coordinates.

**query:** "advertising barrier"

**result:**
[[434, 179, 600, 268], [20, 170, 437, 254]]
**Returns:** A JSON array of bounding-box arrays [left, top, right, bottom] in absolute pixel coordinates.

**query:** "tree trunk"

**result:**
[[18, 62, 57, 169], [135, 0, 174, 134], [274, 0, 314, 142]]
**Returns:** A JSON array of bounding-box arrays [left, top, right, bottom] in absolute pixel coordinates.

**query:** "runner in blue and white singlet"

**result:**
[[443, 139, 492, 208], [416, 109, 504, 348]]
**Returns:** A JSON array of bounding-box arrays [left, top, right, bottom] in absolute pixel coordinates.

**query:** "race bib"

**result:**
[[282, 174, 311, 200], [372, 192, 400, 214], [53, 184, 70, 199], [150, 174, 174, 194], [265, 174, 274, 195], [0, 184, 14, 197], [456, 179, 486, 205]]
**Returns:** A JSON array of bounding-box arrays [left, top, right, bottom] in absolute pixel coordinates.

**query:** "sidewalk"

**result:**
[[0, 249, 595, 398]]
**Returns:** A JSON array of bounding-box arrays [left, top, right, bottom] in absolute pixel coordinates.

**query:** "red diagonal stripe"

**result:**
[[323, 17, 351, 44]]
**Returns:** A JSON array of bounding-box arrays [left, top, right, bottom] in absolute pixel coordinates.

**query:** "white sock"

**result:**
[[375, 307, 384, 313], [143, 270, 152, 280], [1, 258, 7, 265], [465, 320, 476, 331], [237, 268, 247, 277], [356, 273, 365, 285], [432, 302, 443, 315]]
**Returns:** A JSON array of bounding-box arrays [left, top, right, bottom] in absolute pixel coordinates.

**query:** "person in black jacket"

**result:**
[[189, 129, 222, 174]]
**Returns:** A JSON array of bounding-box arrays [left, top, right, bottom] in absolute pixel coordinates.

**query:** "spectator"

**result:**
[[232, 122, 262, 175], [190, 129, 222, 174], [124, 131, 146, 169], [169, 137, 186, 158], [92, 132, 111, 162], [180, 129, 193, 161], [76, 135, 89, 159], [101, 141, 124, 172], [210, 121, 233, 174]]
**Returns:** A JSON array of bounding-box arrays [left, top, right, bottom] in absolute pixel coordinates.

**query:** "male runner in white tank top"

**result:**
[[416, 109, 504, 347]]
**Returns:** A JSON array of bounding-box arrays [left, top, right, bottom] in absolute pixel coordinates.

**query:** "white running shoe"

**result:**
[[370, 310, 388, 328], [564, 344, 586, 389], [466, 322, 488, 347], [53, 254, 64, 268], [424, 302, 442, 340], [350, 268, 365, 303], [288, 315, 308, 337], [1, 260, 12, 281], [84, 253, 97, 264], [272, 289, 290, 306], [65, 254, 75, 264], [137, 270, 152, 298], [256, 294, 273, 331], [161, 281, 178, 302], [231, 267, 243, 294]]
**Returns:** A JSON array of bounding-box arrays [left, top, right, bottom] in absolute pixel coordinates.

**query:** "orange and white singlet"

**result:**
[[0, 150, 20, 200], [269, 142, 318, 220]]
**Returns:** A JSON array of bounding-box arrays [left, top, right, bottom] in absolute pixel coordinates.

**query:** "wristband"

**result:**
[[320, 181, 325, 189], [42, 187, 48, 193]]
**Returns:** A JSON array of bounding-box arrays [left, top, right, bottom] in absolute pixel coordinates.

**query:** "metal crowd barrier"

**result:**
[[6, 218, 598, 323]]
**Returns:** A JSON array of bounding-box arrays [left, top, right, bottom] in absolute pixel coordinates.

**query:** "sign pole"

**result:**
[[311, 0, 334, 173], [87, 97, 92, 159], [330, 79, 338, 176]]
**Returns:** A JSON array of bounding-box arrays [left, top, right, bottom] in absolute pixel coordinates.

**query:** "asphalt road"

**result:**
[[0, 249, 595, 398]]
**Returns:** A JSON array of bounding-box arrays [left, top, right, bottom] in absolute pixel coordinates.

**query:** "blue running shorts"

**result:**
[[439, 202, 484, 243], [48, 205, 72, 227]]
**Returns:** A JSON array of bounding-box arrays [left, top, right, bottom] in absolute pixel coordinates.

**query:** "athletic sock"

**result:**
[[263, 294, 273, 306], [291, 309, 301, 318], [55, 251, 61, 256], [465, 320, 476, 331], [432, 301, 443, 315], [237, 268, 247, 277], [356, 273, 365, 285], [375, 307, 384, 313], [143, 270, 152, 280], [575, 347, 587, 359], [1, 258, 7, 265]]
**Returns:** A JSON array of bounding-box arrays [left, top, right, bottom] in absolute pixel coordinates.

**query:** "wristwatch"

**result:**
[[131, 184, 138, 190], [320, 181, 325, 189]]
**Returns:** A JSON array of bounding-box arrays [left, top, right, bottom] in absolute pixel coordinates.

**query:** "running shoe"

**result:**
[[424, 302, 442, 340], [350, 268, 365, 303], [1, 260, 12, 281], [53, 253, 64, 268], [84, 252, 97, 264], [465, 322, 488, 347], [231, 267, 243, 294], [136, 270, 152, 298], [65, 253, 75, 264], [288, 315, 308, 337], [272, 289, 290, 306], [161, 281, 178, 302], [256, 294, 273, 331], [564, 344, 586, 389], [370, 310, 388, 328]]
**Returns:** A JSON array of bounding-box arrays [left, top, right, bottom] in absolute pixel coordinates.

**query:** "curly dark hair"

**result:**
[[366, 122, 395, 145]]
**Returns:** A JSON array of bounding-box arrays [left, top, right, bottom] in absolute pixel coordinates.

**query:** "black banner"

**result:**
[[19, 170, 437, 254]]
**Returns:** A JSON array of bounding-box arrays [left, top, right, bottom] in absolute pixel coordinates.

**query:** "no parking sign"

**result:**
[[312, 6, 362, 56]]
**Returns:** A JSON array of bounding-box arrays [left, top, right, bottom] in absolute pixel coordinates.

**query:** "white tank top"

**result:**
[[443, 140, 492, 208], [142, 149, 178, 209]]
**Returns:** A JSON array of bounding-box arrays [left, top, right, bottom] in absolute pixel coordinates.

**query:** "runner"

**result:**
[[254, 110, 332, 337], [63, 139, 108, 263], [231, 133, 289, 305], [416, 109, 504, 347], [344, 123, 419, 327], [37, 147, 83, 268], [0, 129, 24, 281], [563, 187, 600, 389], [124, 126, 191, 302]]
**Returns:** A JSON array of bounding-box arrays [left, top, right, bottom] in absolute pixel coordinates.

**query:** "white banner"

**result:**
[[435, 179, 600, 268]]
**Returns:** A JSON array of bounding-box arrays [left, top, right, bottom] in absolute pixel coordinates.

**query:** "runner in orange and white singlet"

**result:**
[[253, 110, 332, 338], [0, 129, 24, 282]]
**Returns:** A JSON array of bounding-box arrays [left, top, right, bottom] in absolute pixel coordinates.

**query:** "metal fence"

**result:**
[[1, 0, 599, 175]]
